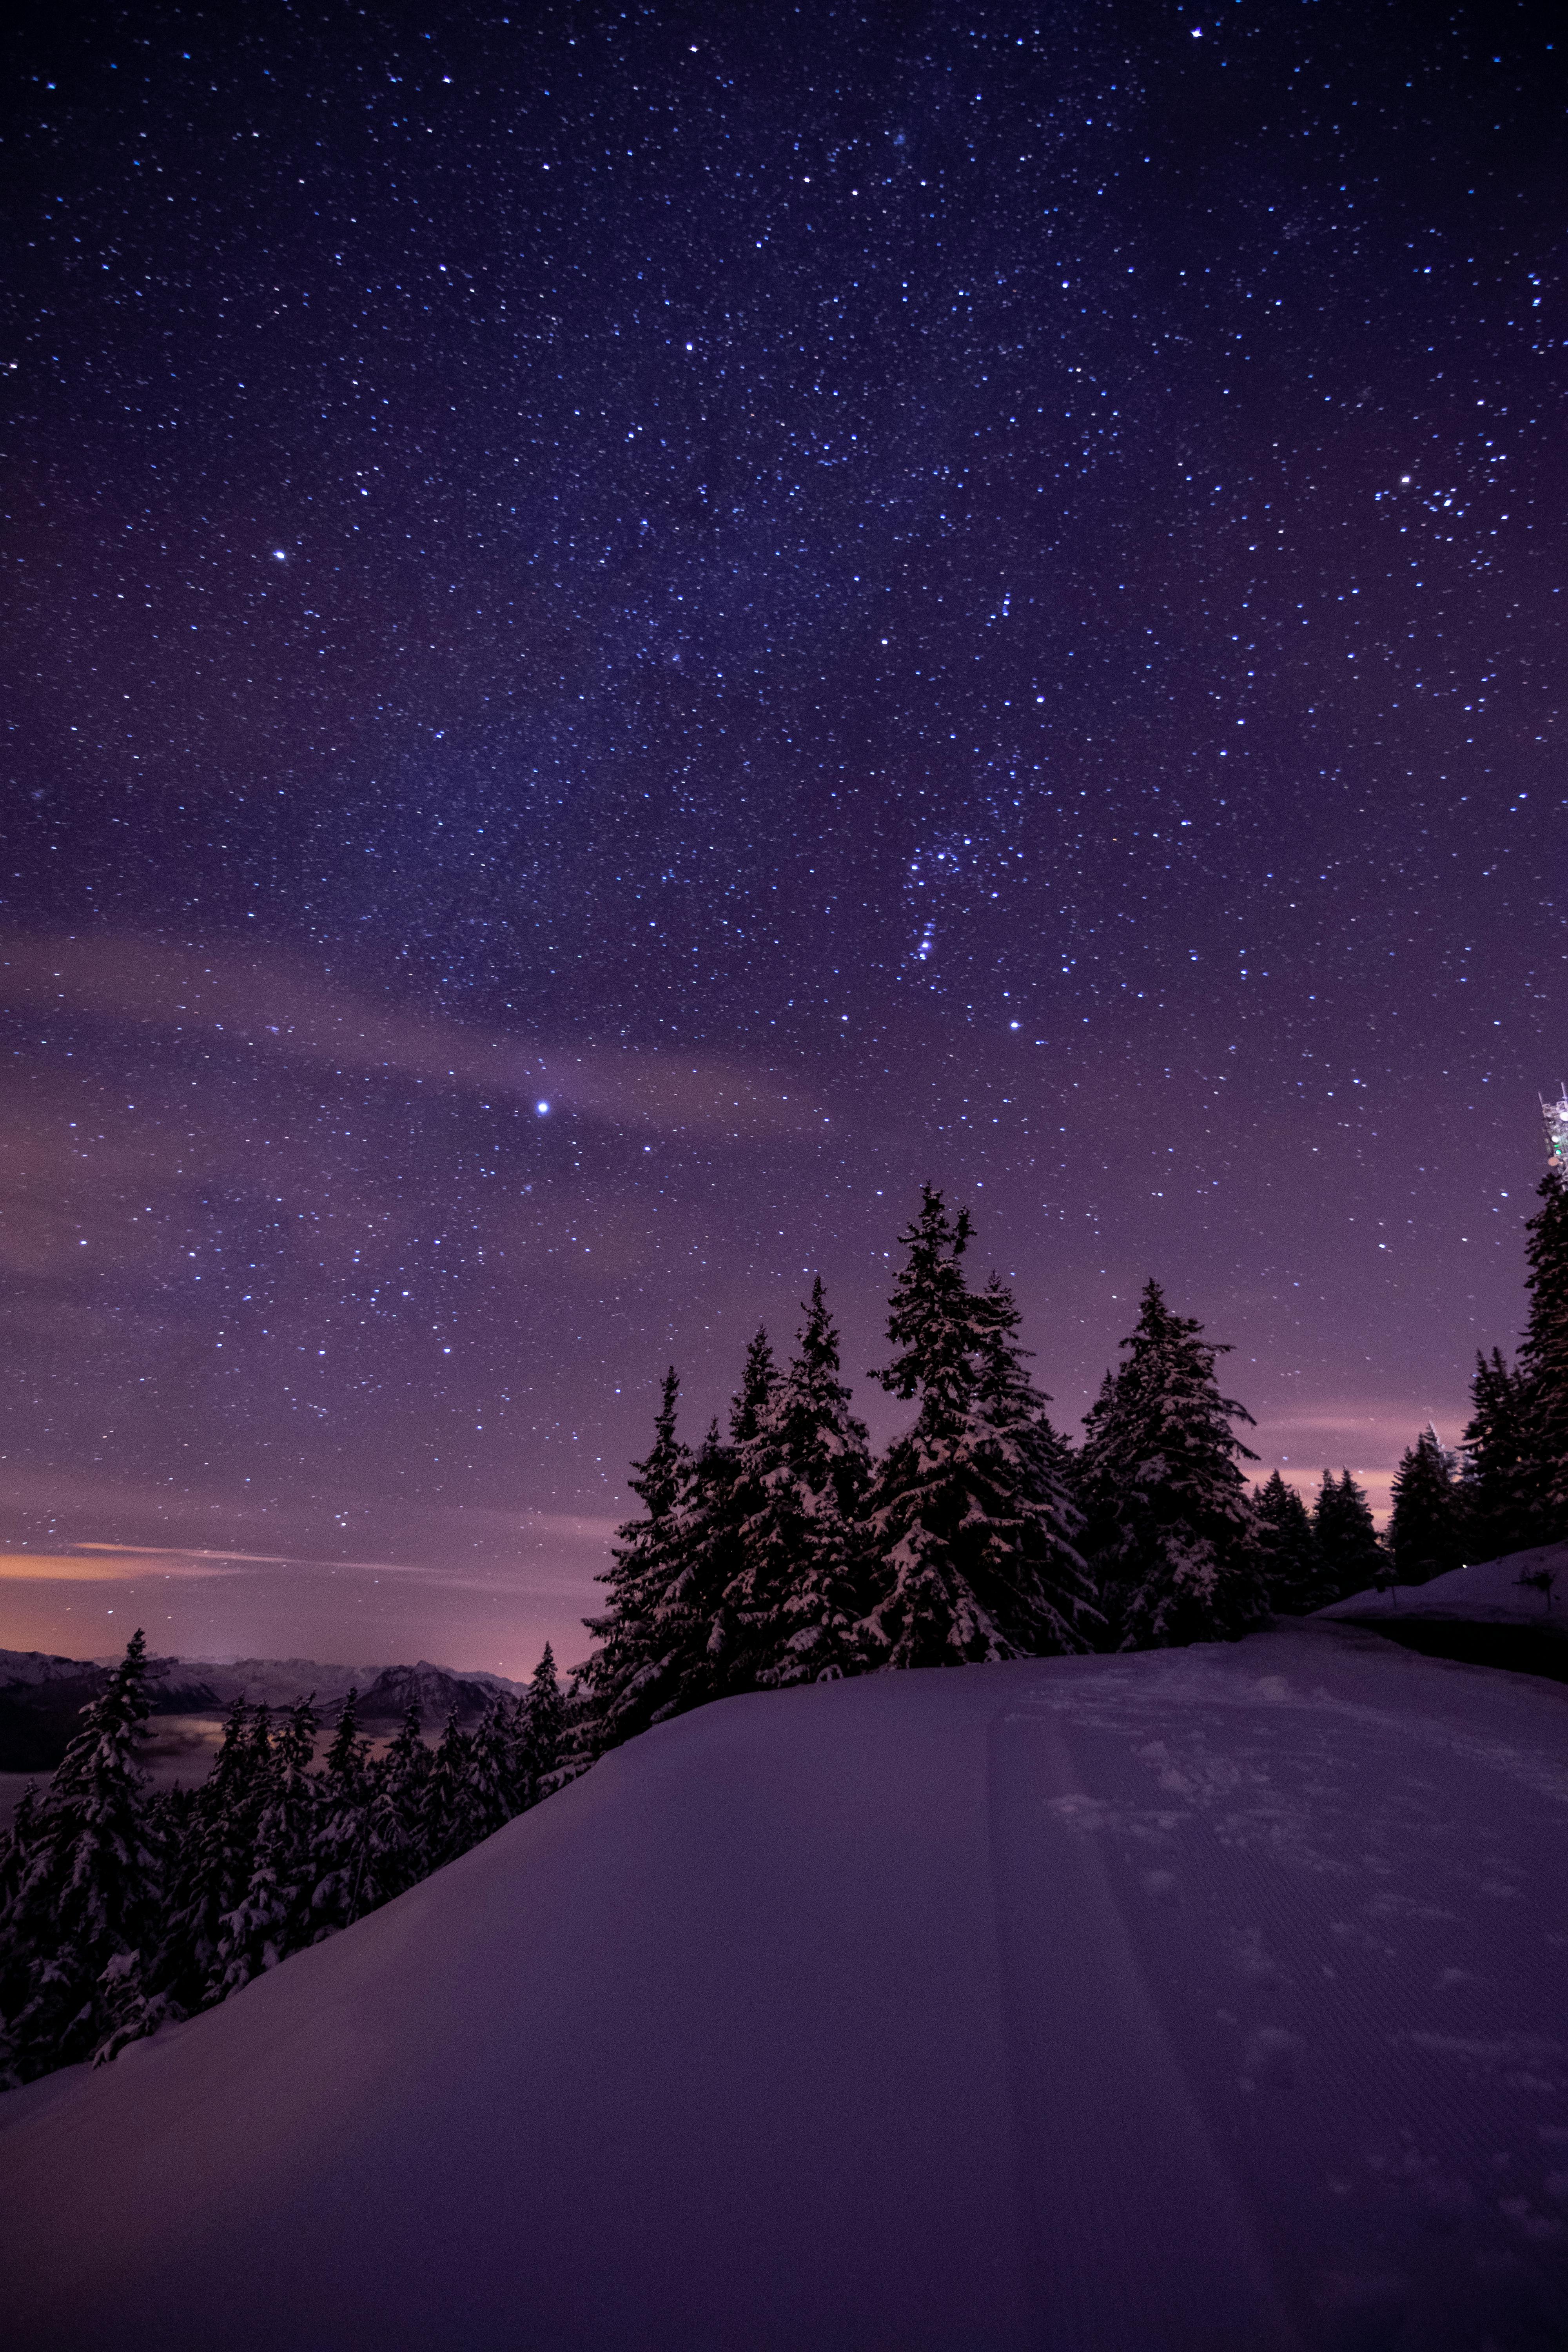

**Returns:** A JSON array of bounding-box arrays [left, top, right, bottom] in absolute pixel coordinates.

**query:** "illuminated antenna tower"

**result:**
[[1543, 1086, 1568, 1171]]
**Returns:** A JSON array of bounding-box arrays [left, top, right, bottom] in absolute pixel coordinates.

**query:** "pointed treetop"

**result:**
[[730, 1326, 776, 1444]]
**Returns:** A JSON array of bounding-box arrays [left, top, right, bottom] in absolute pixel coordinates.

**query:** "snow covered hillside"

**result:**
[[1321, 1539, 1568, 1628], [2, 1623, 1565, 2350]]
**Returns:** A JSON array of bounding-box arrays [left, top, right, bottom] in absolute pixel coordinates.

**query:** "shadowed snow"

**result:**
[[2, 1623, 1566, 2349]]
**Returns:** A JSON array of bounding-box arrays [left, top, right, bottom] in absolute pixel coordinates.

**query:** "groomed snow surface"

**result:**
[[3, 1622, 1566, 2350]]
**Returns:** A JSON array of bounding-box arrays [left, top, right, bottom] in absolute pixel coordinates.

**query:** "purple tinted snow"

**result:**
[[2, 1624, 1566, 2349]]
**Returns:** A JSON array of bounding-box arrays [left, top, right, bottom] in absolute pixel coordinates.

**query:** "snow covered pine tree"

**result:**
[[861, 1186, 1096, 1667], [724, 1278, 872, 1689], [0, 1629, 161, 2083], [210, 1695, 321, 1998], [1080, 1280, 1262, 1648], [573, 1367, 693, 1761], [516, 1643, 565, 1803]]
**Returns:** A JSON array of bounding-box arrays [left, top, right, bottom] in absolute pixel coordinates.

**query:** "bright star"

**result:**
[[535, 1100, 550, 1115]]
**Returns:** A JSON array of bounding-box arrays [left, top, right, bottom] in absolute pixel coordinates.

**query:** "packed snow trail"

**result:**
[[2, 1625, 1565, 2350]]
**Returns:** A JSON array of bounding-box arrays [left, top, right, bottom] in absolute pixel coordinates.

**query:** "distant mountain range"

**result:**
[[0, 1649, 529, 1775]]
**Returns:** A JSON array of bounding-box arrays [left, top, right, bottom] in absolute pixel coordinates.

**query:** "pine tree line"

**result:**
[[572, 1170, 1568, 1760], [1382, 1165, 1568, 1583], [569, 1185, 1354, 1771], [0, 1635, 564, 2090], [5, 1171, 1563, 2093]]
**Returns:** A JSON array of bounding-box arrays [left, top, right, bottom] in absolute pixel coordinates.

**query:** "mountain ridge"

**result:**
[[0, 1647, 529, 1773]]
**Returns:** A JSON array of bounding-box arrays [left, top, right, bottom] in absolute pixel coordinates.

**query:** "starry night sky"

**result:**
[[2, 0, 1563, 1675]]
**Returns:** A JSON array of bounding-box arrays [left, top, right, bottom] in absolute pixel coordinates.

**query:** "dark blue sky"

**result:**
[[2, 0, 1562, 1673]]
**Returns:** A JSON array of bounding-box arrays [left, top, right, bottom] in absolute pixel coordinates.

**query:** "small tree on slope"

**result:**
[[1080, 1281, 1261, 1649], [573, 1367, 692, 1761], [862, 1187, 1097, 1667], [517, 1643, 565, 1804], [0, 1629, 161, 2082]]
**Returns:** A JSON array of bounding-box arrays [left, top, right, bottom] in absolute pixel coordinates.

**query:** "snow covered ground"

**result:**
[[2, 1622, 1565, 2350], [1321, 1540, 1568, 1628]]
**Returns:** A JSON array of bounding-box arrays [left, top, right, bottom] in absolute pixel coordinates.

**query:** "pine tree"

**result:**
[[146, 1695, 259, 2020], [211, 1695, 320, 1996], [416, 1707, 472, 1875], [966, 1274, 1100, 1652], [1517, 1166, 1568, 1538], [0, 1785, 42, 2085], [1080, 1281, 1261, 1649], [1311, 1468, 1385, 1601], [0, 1630, 162, 2080], [573, 1368, 693, 1760], [861, 1187, 1097, 1668], [1250, 1470, 1324, 1613], [517, 1644, 564, 1804], [376, 1700, 433, 1896], [648, 1414, 744, 1714], [1387, 1427, 1465, 1585], [733, 1279, 871, 1689], [1458, 1347, 1533, 1560], [667, 1330, 779, 1706], [309, 1689, 374, 1939], [459, 1700, 515, 1849]]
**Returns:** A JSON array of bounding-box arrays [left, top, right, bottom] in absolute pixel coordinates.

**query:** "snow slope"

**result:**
[[2, 1624, 1566, 2350], [1319, 1539, 1568, 1628]]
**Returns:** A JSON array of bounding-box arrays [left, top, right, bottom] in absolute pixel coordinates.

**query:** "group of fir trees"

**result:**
[[574, 1187, 1297, 1768], [569, 1194, 1103, 1770], [0, 1634, 564, 2089], [1377, 1165, 1568, 1584], [575, 1167, 1568, 1764], [7, 1170, 1562, 2090]]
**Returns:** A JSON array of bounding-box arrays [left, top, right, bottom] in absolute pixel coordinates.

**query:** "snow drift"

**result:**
[[2, 1623, 1566, 2350]]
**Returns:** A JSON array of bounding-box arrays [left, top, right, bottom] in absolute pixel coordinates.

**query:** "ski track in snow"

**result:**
[[994, 1644, 1568, 2347], [1, 1623, 1565, 2350]]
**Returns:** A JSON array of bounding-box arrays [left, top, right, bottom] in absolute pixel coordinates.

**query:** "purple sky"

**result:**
[[2, 1, 1561, 1676]]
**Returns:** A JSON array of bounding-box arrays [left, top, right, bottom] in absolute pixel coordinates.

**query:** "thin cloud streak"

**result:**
[[0, 1553, 246, 1584], [0, 933, 827, 1142]]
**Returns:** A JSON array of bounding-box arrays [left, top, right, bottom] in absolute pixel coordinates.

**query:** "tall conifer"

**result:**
[[573, 1368, 692, 1759], [1387, 1428, 1464, 1584], [1080, 1281, 1261, 1648], [733, 1279, 871, 1688], [212, 1695, 320, 1995], [1459, 1347, 1532, 1560], [0, 1630, 161, 2079], [1250, 1470, 1323, 1612], [518, 1644, 565, 1802], [1312, 1468, 1385, 1601], [310, 1689, 374, 1938], [1518, 1166, 1568, 1537], [862, 1187, 1096, 1666]]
